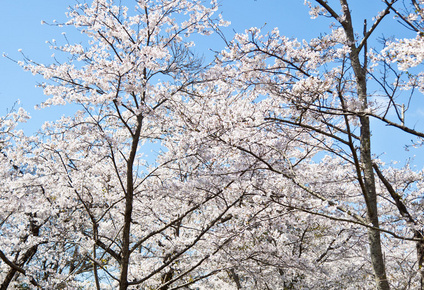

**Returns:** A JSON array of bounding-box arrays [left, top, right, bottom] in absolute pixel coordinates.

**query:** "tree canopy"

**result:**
[[1, 1, 424, 289]]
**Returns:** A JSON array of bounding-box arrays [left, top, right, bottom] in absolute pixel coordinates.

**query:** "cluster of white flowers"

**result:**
[[2, 0, 424, 289]]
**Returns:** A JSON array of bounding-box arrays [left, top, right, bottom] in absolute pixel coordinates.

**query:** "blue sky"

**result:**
[[0, 0, 422, 166], [0, 0, 320, 130]]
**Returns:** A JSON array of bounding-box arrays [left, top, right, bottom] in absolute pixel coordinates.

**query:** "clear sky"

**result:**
[[0, 0, 327, 131], [0, 0, 422, 166]]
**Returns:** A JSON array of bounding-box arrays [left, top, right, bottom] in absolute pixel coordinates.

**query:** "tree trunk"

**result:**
[[119, 114, 143, 290], [352, 47, 390, 290], [338, 1, 390, 288], [352, 39, 390, 290]]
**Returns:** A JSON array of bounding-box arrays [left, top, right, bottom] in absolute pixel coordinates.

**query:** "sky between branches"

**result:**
[[0, 0, 422, 166]]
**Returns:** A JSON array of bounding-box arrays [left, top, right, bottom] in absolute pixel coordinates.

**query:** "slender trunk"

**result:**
[[119, 114, 143, 290], [352, 50, 390, 290], [337, 1, 390, 288], [352, 43, 390, 290], [93, 223, 101, 290], [360, 125, 389, 289], [119, 185, 133, 290]]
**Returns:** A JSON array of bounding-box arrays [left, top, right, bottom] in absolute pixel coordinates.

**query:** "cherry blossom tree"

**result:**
[[165, 0, 424, 289], [0, 0, 246, 289], [3, 0, 424, 289]]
